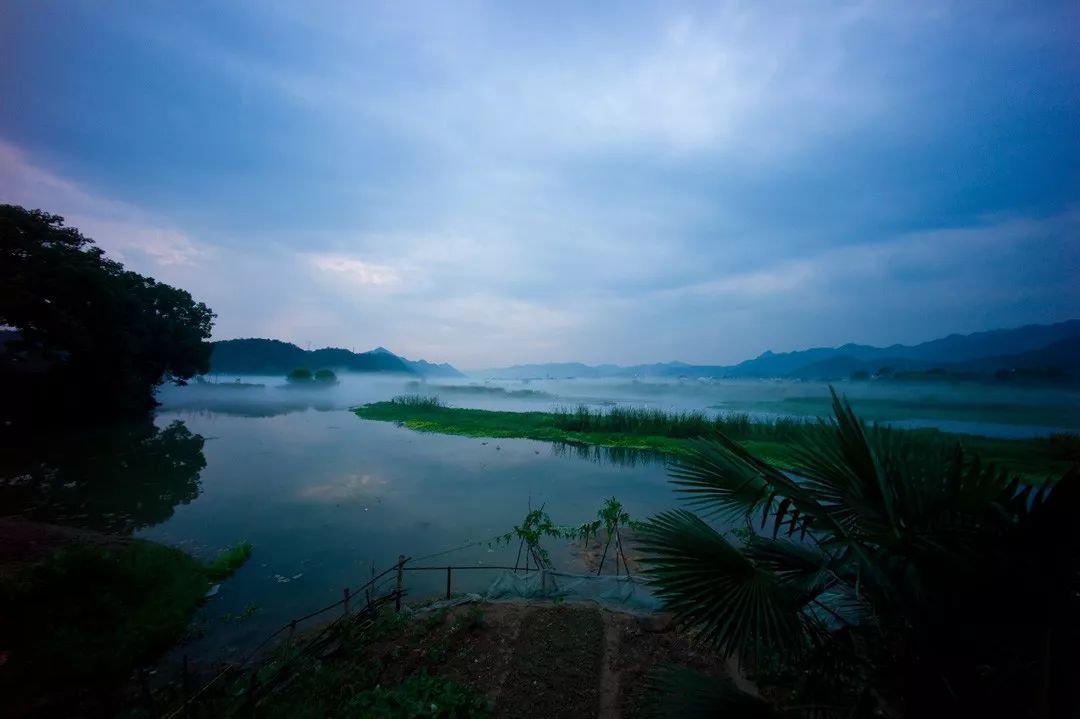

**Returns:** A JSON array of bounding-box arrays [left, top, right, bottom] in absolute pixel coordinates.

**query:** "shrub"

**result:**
[[287, 367, 313, 383]]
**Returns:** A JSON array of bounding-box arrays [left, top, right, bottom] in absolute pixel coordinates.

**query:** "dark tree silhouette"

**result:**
[[0, 205, 215, 420]]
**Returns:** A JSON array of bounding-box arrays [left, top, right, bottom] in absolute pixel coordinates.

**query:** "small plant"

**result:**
[[204, 541, 253, 581]]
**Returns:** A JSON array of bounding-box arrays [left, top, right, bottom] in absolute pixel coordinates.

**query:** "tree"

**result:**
[[313, 368, 338, 383], [0, 205, 215, 418], [287, 367, 313, 383], [637, 389, 1079, 717]]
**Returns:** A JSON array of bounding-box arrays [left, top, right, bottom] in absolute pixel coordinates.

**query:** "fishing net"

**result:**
[[482, 569, 662, 612]]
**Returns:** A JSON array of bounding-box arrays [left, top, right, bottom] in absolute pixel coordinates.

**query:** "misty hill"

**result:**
[[367, 346, 465, 378], [478, 319, 1080, 381], [209, 339, 462, 377]]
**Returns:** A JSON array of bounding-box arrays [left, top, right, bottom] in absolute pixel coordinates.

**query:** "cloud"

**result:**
[[307, 253, 401, 287], [1, 2, 1074, 366], [0, 140, 214, 275]]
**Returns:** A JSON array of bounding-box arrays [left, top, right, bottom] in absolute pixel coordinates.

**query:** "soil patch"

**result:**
[[495, 605, 605, 719]]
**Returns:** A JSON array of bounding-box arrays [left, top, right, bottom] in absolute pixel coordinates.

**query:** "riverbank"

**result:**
[[354, 398, 1075, 481], [0, 520, 251, 717]]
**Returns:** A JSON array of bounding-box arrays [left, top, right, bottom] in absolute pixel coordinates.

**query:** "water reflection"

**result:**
[[549, 441, 668, 468], [0, 420, 205, 533]]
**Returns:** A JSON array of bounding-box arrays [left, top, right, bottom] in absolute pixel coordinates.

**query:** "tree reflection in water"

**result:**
[[0, 420, 205, 533]]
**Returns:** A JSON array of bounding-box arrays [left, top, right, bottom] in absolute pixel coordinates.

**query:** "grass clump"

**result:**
[[391, 394, 446, 409], [205, 540, 253, 581]]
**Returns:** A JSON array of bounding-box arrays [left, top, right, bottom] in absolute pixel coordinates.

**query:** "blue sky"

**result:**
[[1, 1, 1077, 367]]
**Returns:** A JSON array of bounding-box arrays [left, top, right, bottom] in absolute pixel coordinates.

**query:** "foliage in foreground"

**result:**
[[636, 388, 1080, 717], [171, 607, 491, 719], [0, 540, 252, 715]]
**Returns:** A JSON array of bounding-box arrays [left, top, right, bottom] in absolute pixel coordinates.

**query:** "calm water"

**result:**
[[3, 374, 1075, 660]]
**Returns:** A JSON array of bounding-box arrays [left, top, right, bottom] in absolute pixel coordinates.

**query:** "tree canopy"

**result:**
[[0, 205, 215, 419]]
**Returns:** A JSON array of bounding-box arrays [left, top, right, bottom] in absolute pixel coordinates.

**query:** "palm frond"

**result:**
[[644, 664, 779, 718], [636, 510, 807, 657], [672, 432, 855, 545]]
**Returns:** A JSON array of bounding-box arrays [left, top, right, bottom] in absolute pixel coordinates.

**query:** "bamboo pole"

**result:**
[[395, 555, 405, 612], [597, 534, 613, 575]]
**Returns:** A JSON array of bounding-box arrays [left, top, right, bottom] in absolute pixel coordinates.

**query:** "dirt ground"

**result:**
[[0, 517, 128, 573], [363, 600, 736, 719]]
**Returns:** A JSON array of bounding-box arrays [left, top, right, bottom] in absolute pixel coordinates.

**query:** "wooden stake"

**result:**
[[395, 555, 405, 612], [445, 566, 452, 599], [597, 535, 613, 575]]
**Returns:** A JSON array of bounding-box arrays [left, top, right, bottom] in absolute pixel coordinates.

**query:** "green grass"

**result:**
[[205, 540, 253, 581], [0, 539, 253, 714], [172, 606, 491, 718], [355, 399, 1073, 482]]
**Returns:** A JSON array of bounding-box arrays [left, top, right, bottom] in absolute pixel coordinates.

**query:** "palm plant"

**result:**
[[637, 389, 1079, 718]]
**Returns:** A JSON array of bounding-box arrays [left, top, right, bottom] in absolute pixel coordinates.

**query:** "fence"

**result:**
[[157, 556, 538, 718]]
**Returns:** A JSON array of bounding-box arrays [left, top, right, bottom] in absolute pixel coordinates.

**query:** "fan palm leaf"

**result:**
[[636, 509, 808, 658]]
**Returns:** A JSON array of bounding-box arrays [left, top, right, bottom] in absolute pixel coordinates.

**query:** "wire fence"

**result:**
[[155, 555, 538, 718]]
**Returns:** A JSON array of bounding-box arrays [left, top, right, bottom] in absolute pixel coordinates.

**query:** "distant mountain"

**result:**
[[209, 339, 465, 378], [478, 320, 1080, 382], [210, 339, 415, 375], [366, 347, 465, 378]]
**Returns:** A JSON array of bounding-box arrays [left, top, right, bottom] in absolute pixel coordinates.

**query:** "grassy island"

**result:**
[[355, 396, 1075, 481]]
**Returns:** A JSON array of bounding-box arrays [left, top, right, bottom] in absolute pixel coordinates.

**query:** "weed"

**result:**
[[204, 541, 253, 581]]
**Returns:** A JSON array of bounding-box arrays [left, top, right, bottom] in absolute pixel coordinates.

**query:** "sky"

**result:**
[[1, 1, 1077, 368]]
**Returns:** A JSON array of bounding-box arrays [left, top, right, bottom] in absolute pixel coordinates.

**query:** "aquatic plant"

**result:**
[[389, 394, 445, 408], [550, 404, 814, 442]]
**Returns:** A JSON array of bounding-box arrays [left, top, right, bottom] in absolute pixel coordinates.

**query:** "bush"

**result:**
[[313, 368, 338, 383], [287, 367, 313, 383]]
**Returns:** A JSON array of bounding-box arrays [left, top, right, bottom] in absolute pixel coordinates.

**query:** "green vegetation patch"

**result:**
[[0, 539, 252, 714], [355, 398, 1072, 482], [205, 540, 254, 581]]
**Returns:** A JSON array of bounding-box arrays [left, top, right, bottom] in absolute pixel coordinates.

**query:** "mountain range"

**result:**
[[208, 339, 464, 378], [477, 320, 1080, 382]]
